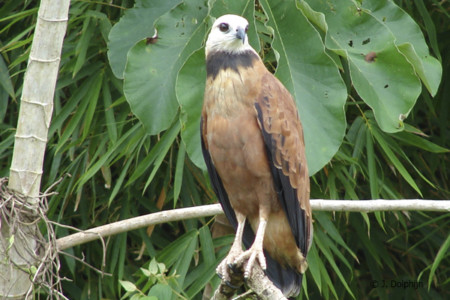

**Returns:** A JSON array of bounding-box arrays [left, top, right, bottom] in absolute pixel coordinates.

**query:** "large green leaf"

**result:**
[[123, 1, 209, 135], [259, 0, 347, 175], [361, 0, 442, 96], [304, 0, 423, 133], [107, 0, 180, 79], [176, 49, 206, 170]]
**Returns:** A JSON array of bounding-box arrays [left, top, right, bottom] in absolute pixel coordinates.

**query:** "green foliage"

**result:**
[[0, 0, 448, 299], [114, 0, 442, 175]]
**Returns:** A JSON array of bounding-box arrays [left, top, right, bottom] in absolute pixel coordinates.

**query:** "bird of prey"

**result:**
[[200, 14, 313, 297]]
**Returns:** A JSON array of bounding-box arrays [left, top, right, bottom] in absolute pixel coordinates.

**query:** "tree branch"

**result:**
[[56, 199, 450, 250], [211, 260, 286, 300], [311, 199, 450, 212]]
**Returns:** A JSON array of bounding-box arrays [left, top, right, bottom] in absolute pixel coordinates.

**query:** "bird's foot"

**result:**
[[216, 246, 244, 284], [235, 246, 267, 279]]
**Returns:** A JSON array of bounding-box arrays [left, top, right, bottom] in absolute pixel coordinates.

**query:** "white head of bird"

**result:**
[[205, 14, 256, 55]]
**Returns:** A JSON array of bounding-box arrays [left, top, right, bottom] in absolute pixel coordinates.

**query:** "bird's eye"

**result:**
[[218, 23, 229, 32], [245, 25, 248, 33]]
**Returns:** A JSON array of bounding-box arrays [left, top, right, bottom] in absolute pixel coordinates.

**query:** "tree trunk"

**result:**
[[0, 0, 70, 298]]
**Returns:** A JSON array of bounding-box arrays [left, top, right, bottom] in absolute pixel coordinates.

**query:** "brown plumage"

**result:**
[[201, 14, 312, 297]]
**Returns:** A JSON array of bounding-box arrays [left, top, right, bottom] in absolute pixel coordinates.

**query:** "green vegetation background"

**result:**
[[0, 0, 448, 299]]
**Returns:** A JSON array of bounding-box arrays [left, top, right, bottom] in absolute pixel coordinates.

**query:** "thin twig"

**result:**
[[58, 251, 112, 277]]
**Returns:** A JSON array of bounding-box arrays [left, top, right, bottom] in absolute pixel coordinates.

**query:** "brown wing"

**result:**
[[254, 72, 312, 255]]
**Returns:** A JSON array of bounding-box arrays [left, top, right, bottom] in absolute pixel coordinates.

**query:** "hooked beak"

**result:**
[[236, 26, 246, 44]]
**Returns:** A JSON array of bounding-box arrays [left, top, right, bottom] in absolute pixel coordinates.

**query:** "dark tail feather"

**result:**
[[265, 252, 302, 298]]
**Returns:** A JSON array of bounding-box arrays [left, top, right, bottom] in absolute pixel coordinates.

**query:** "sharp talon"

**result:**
[[217, 272, 223, 280], [228, 263, 238, 272], [225, 280, 239, 289]]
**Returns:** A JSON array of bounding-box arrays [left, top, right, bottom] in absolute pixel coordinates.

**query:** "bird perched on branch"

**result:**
[[201, 14, 313, 297]]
